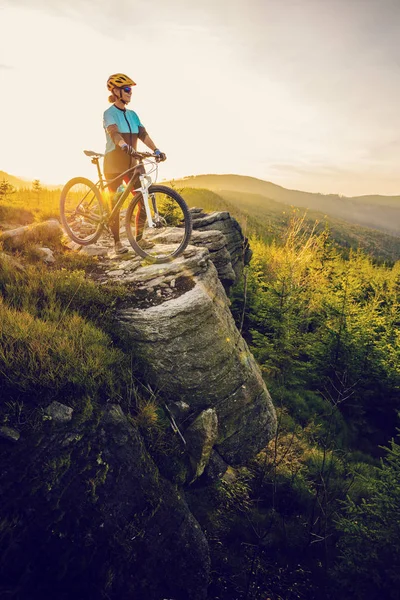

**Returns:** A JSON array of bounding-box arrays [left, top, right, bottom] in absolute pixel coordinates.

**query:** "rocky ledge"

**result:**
[[74, 207, 252, 291], [94, 235, 276, 477], [190, 207, 252, 284]]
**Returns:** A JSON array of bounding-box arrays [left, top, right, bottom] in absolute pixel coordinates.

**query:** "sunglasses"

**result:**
[[120, 86, 132, 93]]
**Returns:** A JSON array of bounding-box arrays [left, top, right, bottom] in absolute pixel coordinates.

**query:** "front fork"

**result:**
[[139, 174, 155, 228]]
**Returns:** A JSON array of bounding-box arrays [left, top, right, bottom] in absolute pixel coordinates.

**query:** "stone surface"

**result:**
[[203, 449, 229, 481], [0, 252, 26, 272], [0, 426, 20, 442], [185, 408, 219, 481], [45, 401, 73, 423], [37, 247, 55, 263], [61, 237, 82, 251], [80, 245, 109, 257], [0, 403, 210, 600], [222, 465, 238, 483], [143, 210, 249, 288], [168, 400, 191, 422], [189, 208, 251, 286], [116, 246, 276, 466], [61, 207, 275, 467]]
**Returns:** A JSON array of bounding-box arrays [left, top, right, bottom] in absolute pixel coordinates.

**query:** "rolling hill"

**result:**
[[0, 171, 32, 188], [170, 174, 400, 238], [0, 170, 61, 190], [170, 184, 400, 263]]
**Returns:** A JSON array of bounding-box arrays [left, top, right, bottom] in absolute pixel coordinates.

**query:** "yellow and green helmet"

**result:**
[[107, 73, 136, 92]]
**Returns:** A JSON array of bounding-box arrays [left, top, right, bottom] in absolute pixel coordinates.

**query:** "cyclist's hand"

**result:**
[[121, 144, 139, 157], [154, 148, 167, 162]]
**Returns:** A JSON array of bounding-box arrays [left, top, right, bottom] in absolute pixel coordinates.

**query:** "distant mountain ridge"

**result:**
[[0, 171, 32, 188], [0, 170, 61, 190], [166, 181, 400, 263], [171, 174, 400, 238]]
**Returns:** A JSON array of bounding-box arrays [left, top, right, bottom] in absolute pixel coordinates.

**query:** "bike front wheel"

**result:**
[[60, 177, 105, 245], [125, 185, 192, 262]]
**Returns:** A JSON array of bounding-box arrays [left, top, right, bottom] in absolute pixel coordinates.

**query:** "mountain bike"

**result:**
[[59, 150, 192, 263]]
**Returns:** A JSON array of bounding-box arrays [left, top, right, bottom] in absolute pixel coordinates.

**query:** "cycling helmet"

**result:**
[[107, 73, 136, 92]]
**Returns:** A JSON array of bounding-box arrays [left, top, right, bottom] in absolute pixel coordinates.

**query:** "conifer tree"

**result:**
[[334, 438, 400, 600], [0, 179, 15, 201]]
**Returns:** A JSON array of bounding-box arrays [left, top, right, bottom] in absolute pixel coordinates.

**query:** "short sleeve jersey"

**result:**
[[103, 104, 147, 174]]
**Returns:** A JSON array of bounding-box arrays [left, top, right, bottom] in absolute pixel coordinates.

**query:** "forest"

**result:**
[[195, 213, 400, 599]]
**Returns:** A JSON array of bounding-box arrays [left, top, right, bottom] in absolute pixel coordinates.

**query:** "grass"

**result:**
[[0, 188, 60, 226], [0, 300, 123, 398], [0, 245, 137, 433], [0, 293, 128, 430]]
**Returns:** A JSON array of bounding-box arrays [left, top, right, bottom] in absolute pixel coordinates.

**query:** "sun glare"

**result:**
[[1, 4, 400, 196]]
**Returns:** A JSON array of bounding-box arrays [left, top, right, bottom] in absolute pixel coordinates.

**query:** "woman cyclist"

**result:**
[[104, 73, 166, 254]]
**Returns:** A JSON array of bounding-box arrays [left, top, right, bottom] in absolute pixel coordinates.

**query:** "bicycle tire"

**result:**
[[60, 177, 105, 246], [125, 185, 192, 263]]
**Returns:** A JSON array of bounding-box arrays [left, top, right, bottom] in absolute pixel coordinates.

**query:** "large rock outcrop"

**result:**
[[0, 218, 61, 249], [95, 239, 276, 471]]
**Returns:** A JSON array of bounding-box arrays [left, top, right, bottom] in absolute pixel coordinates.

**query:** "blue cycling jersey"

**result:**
[[103, 104, 147, 174], [103, 104, 144, 153]]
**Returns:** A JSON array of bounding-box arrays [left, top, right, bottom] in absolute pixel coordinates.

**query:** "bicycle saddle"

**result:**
[[83, 150, 104, 158]]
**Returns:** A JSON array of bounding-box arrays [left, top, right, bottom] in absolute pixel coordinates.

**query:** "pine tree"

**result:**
[[32, 179, 42, 194], [0, 179, 16, 201], [333, 438, 400, 600]]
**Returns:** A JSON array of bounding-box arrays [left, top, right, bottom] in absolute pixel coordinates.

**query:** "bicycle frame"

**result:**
[[92, 158, 156, 228]]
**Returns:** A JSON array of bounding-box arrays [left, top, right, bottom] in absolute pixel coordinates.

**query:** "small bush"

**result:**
[[134, 399, 159, 430]]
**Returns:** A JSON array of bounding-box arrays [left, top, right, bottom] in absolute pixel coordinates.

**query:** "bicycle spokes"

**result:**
[[62, 181, 104, 243], [126, 186, 192, 261]]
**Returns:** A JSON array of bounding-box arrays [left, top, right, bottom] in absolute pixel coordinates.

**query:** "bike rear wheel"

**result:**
[[125, 185, 192, 262], [60, 177, 105, 245]]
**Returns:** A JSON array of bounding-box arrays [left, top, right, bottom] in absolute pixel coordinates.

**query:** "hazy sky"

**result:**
[[1, 0, 400, 195]]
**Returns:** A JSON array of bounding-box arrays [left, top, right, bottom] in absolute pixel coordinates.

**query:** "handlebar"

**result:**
[[135, 151, 153, 158], [83, 149, 165, 163], [133, 150, 164, 162]]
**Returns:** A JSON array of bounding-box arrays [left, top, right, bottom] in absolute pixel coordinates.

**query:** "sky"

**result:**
[[1, 0, 400, 196]]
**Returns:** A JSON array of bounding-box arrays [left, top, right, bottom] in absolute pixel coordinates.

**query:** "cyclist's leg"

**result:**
[[124, 165, 146, 240], [105, 173, 123, 243]]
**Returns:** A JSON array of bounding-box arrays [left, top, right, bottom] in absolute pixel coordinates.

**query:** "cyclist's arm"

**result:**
[[106, 120, 158, 153], [106, 124, 128, 149], [138, 126, 157, 152]]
